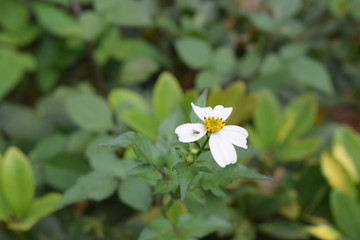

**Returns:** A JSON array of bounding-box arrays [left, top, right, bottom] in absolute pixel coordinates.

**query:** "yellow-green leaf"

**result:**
[[1, 147, 35, 218], [321, 152, 356, 196], [152, 72, 183, 123]]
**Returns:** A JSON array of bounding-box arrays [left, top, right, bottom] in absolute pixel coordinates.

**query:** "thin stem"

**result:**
[[196, 135, 210, 158]]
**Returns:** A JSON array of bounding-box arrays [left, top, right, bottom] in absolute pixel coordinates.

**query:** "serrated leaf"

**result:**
[[175, 162, 196, 201], [201, 163, 270, 189], [101, 132, 164, 167]]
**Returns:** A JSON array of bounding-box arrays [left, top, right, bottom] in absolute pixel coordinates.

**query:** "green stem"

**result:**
[[196, 135, 210, 158]]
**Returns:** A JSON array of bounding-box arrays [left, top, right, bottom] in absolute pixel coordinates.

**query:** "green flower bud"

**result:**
[[185, 154, 195, 164]]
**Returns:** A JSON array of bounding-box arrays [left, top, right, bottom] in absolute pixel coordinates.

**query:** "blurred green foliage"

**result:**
[[0, 0, 360, 239]]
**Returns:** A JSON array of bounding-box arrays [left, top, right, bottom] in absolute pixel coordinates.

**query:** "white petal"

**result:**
[[220, 125, 248, 149], [209, 133, 237, 167], [191, 102, 213, 120], [175, 123, 206, 143], [213, 105, 233, 120]]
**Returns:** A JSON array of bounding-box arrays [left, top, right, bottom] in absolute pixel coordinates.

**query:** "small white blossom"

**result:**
[[175, 103, 248, 168]]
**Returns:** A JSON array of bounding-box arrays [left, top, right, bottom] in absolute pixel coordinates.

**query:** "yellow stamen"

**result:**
[[203, 116, 225, 133]]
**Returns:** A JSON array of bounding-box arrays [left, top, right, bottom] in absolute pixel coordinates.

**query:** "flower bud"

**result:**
[[189, 147, 199, 155], [185, 155, 195, 164]]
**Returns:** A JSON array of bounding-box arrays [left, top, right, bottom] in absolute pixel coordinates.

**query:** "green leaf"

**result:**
[[33, 2, 80, 38], [139, 218, 178, 240], [259, 220, 308, 239], [0, 0, 29, 31], [175, 37, 212, 68], [66, 94, 114, 132], [118, 177, 152, 211], [101, 132, 164, 167], [8, 193, 62, 231], [177, 214, 229, 238], [254, 90, 281, 148], [289, 57, 334, 95], [120, 58, 159, 84], [195, 70, 221, 90], [80, 11, 104, 41], [272, 0, 302, 19], [128, 164, 162, 185], [190, 89, 208, 123], [0, 48, 35, 100], [43, 154, 91, 191], [153, 72, 183, 123], [165, 200, 188, 225], [333, 126, 360, 183], [0, 103, 53, 141], [331, 191, 360, 239], [108, 88, 149, 113], [157, 108, 185, 147], [88, 151, 126, 178], [175, 162, 196, 201], [1, 147, 34, 218], [321, 152, 356, 196], [278, 94, 317, 143], [212, 46, 235, 74], [95, 0, 151, 26], [30, 134, 67, 161], [237, 50, 261, 77], [275, 137, 322, 162], [122, 110, 158, 141], [0, 155, 10, 221], [249, 12, 275, 32], [280, 43, 308, 60], [207, 81, 257, 124], [59, 172, 117, 205], [201, 164, 271, 190]]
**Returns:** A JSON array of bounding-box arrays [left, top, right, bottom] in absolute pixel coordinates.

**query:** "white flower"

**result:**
[[175, 103, 249, 168]]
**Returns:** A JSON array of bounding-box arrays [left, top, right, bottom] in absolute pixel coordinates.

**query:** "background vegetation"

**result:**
[[0, 0, 360, 239]]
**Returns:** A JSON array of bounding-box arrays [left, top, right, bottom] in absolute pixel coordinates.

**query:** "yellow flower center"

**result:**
[[204, 116, 225, 133]]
